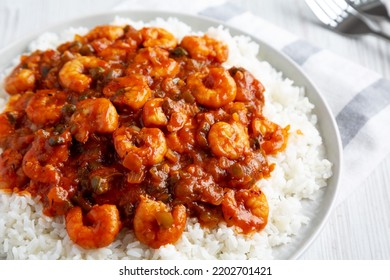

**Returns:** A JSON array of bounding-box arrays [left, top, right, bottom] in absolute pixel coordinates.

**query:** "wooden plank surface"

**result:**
[[0, 0, 389, 259]]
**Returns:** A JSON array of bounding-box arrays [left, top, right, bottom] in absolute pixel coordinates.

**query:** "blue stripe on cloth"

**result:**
[[282, 40, 321, 65], [198, 2, 245, 21], [336, 78, 390, 147]]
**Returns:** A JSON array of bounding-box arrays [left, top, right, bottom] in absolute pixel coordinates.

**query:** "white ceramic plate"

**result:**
[[0, 11, 342, 260]]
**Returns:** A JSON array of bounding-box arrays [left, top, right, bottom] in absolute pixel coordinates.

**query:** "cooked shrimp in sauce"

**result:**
[[0, 24, 288, 249], [133, 195, 186, 249]]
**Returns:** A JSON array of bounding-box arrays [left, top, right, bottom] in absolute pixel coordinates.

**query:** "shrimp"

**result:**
[[141, 98, 168, 127], [208, 121, 250, 160], [186, 67, 237, 108], [97, 39, 137, 62], [142, 98, 195, 132], [224, 102, 249, 126], [70, 98, 119, 143], [59, 56, 107, 92], [4, 68, 36, 95], [133, 195, 186, 248], [161, 98, 198, 132], [180, 35, 228, 63], [140, 27, 177, 50], [45, 185, 72, 216], [66, 204, 122, 249], [166, 118, 196, 154], [113, 126, 167, 171], [228, 67, 265, 103], [25, 90, 67, 126], [103, 74, 152, 110], [251, 118, 289, 155], [84, 25, 124, 41], [22, 129, 72, 184], [5, 49, 62, 95], [127, 47, 180, 79], [5, 92, 34, 112], [221, 187, 269, 234]]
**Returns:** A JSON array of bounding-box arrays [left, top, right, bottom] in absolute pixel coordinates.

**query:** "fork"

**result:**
[[346, 0, 390, 19], [305, 0, 390, 40]]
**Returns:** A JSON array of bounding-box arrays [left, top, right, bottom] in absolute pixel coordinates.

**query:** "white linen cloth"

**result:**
[[114, 0, 390, 205]]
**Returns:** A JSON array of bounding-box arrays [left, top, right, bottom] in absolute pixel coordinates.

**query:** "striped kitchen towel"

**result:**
[[115, 0, 390, 205]]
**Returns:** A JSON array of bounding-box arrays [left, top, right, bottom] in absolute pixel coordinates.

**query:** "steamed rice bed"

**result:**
[[0, 17, 332, 260]]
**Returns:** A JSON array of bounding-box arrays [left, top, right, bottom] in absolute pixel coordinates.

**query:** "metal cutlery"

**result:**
[[346, 0, 390, 19], [305, 0, 390, 40]]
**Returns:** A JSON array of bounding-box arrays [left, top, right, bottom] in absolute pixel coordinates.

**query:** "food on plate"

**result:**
[[0, 17, 332, 260], [0, 22, 286, 249]]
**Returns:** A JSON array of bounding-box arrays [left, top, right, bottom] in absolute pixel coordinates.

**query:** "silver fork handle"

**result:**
[[359, 13, 390, 40], [372, 29, 390, 40]]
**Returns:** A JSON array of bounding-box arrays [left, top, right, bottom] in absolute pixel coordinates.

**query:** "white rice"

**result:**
[[0, 17, 332, 260]]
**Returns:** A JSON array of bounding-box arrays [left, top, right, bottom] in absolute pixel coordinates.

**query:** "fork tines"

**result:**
[[305, 0, 357, 28]]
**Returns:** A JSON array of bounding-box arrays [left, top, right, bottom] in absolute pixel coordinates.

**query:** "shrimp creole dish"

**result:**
[[0, 17, 332, 259]]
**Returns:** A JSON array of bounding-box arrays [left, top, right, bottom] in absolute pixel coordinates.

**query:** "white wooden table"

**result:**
[[0, 0, 389, 259]]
